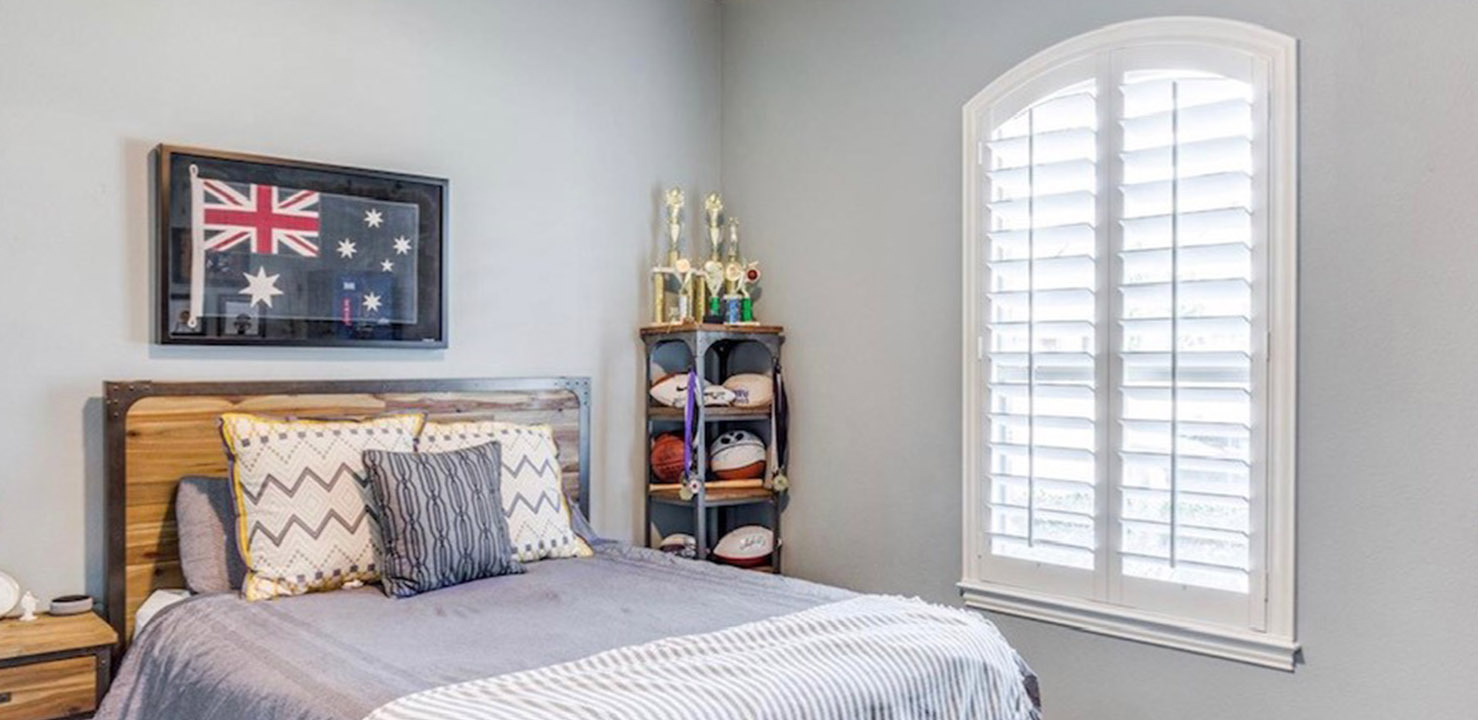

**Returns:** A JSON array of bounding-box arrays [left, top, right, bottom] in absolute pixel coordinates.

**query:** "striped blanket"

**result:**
[[366, 595, 1039, 720]]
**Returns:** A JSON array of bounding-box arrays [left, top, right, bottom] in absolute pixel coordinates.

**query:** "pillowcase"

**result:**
[[362, 441, 525, 597], [175, 476, 248, 594], [220, 412, 423, 601], [418, 420, 592, 562]]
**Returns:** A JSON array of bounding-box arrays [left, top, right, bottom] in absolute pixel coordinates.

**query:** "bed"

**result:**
[[97, 378, 1039, 720]]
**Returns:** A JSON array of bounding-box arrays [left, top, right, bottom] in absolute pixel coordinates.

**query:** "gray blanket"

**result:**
[[98, 543, 1036, 720]]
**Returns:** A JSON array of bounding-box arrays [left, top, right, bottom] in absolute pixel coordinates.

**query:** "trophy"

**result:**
[[672, 257, 695, 323], [703, 194, 725, 259], [723, 217, 744, 295], [651, 188, 686, 324], [692, 193, 723, 321], [719, 218, 761, 324], [738, 261, 762, 323], [722, 262, 744, 324], [701, 259, 725, 323]]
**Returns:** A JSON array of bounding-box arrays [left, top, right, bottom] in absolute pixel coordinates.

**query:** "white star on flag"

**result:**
[[364, 208, 384, 228], [381, 259, 395, 272], [392, 236, 412, 255], [337, 239, 357, 258], [239, 267, 284, 308], [362, 292, 383, 313]]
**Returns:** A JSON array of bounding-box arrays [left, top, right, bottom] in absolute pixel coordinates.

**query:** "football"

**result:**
[[709, 430, 766, 480], [722, 373, 773, 408], [713, 525, 774, 567], [649, 372, 736, 408], [659, 533, 697, 556], [703, 383, 737, 407], [650, 433, 687, 483]]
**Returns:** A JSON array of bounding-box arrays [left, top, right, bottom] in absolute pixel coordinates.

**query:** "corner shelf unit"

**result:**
[[640, 323, 785, 573]]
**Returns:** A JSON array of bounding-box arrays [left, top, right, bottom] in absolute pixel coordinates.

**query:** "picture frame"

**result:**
[[155, 145, 449, 348]]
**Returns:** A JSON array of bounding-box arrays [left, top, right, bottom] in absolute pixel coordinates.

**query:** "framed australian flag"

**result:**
[[156, 145, 448, 347]]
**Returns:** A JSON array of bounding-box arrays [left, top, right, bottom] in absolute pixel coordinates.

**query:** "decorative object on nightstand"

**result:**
[[42, 598, 92, 619], [17, 594, 36, 623], [0, 611, 118, 720], [0, 572, 18, 618], [640, 323, 788, 574]]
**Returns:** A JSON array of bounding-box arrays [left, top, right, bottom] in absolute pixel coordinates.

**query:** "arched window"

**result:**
[[961, 17, 1298, 669]]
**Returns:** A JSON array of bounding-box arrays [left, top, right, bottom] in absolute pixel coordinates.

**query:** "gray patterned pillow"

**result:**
[[363, 441, 525, 597]]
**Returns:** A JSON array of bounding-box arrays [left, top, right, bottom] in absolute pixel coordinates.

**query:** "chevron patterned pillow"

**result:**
[[221, 412, 424, 601], [363, 441, 525, 597], [419, 420, 592, 562]]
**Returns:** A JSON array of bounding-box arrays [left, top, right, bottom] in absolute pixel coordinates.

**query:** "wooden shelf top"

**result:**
[[0, 612, 117, 660], [649, 485, 777, 506], [648, 405, 772, 421], [640, 323, 783, 337]]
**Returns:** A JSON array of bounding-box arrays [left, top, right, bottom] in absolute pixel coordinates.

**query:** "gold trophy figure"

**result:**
[[703, 194, 725, 260], [665, 188, 685, 265]]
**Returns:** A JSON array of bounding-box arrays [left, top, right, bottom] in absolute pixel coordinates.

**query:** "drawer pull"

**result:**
[[0, 690, 11, 704]]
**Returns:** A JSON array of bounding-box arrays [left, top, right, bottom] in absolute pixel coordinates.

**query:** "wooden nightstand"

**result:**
[[0, 613, 117, 720]]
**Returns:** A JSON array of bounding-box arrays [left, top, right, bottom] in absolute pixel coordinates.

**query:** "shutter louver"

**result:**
[[984, 80, 1099, 571], [1114, 70, 1255, 594]]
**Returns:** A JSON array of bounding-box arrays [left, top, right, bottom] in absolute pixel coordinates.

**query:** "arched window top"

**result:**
[[966, 17, 1295, 124]]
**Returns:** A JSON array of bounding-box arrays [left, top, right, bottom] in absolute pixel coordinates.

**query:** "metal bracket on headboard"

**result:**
[[102, 376, 592, 656]]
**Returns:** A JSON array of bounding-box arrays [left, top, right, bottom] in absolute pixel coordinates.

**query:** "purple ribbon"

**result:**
[[682, 368, 698, 474]]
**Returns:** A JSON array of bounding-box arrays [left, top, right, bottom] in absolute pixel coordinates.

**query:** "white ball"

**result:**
[[649, 373, 736, 408], [713, 525, 774, 567], [722, 373, 773, 408], [709, 430, 766, 479], [659, 533, 697, 555]]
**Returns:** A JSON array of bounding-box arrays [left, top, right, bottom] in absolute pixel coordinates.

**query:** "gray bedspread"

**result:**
[[98, 543, 1037, 720]]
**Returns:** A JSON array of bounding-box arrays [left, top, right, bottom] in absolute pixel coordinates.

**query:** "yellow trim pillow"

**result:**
[[221, 412, 424, 600], [419, 420, 592, 562]]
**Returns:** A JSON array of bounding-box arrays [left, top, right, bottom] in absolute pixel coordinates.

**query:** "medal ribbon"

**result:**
[[683, 368, 698, 475]]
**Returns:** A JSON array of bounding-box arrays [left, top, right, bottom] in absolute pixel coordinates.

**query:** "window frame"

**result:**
[[959, 16, 1298, 670]]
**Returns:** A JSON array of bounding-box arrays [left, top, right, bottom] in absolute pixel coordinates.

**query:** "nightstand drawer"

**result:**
[[0, 656, 96, 720]]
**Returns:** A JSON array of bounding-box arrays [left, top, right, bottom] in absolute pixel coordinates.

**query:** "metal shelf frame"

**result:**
[[641, 324, 786, 572]]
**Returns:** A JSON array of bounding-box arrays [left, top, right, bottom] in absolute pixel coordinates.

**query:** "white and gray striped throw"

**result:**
[[366, 595, 1039, 720]]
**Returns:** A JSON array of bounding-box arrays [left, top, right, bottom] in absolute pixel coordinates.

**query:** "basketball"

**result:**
[[650, 433, 687, 483], [709, 430, 767, 480]]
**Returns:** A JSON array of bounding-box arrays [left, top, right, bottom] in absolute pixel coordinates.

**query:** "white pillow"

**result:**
[[220, 412, 423, 600], [419, 420, 592, 563]]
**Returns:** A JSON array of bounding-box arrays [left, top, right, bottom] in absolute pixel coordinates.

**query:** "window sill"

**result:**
[[958, 579, 1299, 671]]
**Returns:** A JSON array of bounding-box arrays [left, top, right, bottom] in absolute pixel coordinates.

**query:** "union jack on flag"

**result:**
[[198, 179, 321, 257]]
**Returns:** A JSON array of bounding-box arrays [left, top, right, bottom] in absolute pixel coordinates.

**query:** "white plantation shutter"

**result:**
[[984, 80, 1100, 575], [963, 19, 1297, 663], [1114, 68, 1257, 596]]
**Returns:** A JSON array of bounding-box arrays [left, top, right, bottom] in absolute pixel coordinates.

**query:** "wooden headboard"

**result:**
[[103, 377, 591, 649]]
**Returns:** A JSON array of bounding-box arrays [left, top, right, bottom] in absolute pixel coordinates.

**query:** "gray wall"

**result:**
[[720, 0, 1477, 717], [0, 0, 721, 605]]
